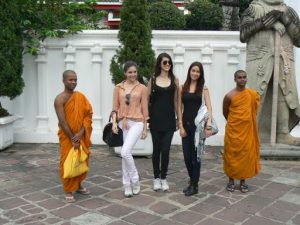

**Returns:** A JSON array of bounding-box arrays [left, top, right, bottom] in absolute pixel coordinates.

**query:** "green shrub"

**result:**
[[149, 2, 185, 30], [185, 0, 223, 30], [0, 1, 25, 103], [110, 0, 155, 85], [239, 0, 253, 16]]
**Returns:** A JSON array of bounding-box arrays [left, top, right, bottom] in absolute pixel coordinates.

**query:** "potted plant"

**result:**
[[0, 0, 105, 150], [110, 0, 156, 156]]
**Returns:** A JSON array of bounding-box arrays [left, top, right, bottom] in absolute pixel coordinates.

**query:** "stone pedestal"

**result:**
[[0, 116, 16, 150], [260, 144, 300, 159]]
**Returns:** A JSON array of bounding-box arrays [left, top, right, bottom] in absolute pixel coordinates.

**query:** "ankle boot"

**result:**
[[185, 183, 198, 196], [183, 180, 191, 193]]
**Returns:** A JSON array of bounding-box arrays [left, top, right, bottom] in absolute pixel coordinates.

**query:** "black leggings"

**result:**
[[150, 130, 174, 179]]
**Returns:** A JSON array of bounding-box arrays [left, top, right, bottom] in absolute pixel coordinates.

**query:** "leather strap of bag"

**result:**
[[110, 110, 118, 123]]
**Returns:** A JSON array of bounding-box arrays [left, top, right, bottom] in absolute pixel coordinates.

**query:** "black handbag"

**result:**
[[102, 111, 123, 147]]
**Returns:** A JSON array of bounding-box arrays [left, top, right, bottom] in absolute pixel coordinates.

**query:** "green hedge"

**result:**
[[185, 0, 223, 30], [149, 2, 185, 30]]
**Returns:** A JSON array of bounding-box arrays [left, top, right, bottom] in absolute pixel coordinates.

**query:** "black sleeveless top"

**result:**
[[149, 78, 176, 131], [182, 92, 202, 129]]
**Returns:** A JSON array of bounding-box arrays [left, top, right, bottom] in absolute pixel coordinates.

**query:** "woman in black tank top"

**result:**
[[148, 53, 179, 192], [178, 61, 213, 196]]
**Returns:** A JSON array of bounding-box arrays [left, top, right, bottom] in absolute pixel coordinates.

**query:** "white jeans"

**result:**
[[119, 119, 144, 186]]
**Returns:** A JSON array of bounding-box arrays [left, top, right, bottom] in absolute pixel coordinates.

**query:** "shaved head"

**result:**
[[63, 70, 76, 81]]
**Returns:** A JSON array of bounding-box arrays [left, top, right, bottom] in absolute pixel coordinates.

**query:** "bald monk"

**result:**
[[54, 70, 93, 203], [222, 70, 260, 193]]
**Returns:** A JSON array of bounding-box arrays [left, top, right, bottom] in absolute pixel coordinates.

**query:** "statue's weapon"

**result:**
[[270, 31, 281, 146]]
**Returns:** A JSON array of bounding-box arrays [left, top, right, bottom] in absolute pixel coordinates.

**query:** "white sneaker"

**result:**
[[124, 185, 133, 197], [132, 181, 140, 195], [161, 179, 169, 191], [153, 178, 161, 191]]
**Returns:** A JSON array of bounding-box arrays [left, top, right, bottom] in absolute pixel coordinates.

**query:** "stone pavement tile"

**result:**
[[230, 195, 273, 214], [0, 217, 9, 224], [99, 204, 135, 217], [87, 175, 112, 185], [0, 197, 29, 210], [76, 197, 109, 209], [201, 170, 224, 181], [70, 212, 112, 225], [122, 211, 160, 224], [196, 218, 233, 225], [44, 186, 63, 196], [151, 219, 184, 225], [255, 186, 288, 199], [122, 194, 156, 207], [242, 216, 284, 225], [271, 200, 300, 212], [264, 182, 294, 192], [168, 193, 198, 206], [246, 177, 271, 188], [199, 184, 222, 194], [107, 221, 132, 225], [149, 201, 180, 215], [292, 214, 300, 225], [256, 172, 274, 179], [258, 206, 295, 223], [43, 217, 62, 224], [279, 192, 300, 205], [201, 195, 231, 208], [101, 180, 123, 189], [50, 205, 87, 219], [0, 190, 13, 200], [3, 208, 28, 220], [169, 210, 206, 225], [214, 208, 249, 223], [291, 167, 300, 173], [23, 192, 52, 202], [189, 202, 224, 215], [14, 214, 48, 224], [104, 189, 124, 200], [24, 222, 46, 225], [25, 207, 44, 214], [87, 185, 110, 196], [291, 187, 300, 195], [37, 198, 65, 210]]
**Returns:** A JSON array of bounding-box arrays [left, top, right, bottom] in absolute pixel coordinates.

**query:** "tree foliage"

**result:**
[[0, 0, 25, 101], [185, 0, 223, 30], [110, 0, 155, 85], [20, 0, 106, 55], [148, 2, 185, 30]]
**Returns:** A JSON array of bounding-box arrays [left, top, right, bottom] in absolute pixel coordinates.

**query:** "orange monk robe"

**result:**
[[224, 88, 260, 180], [58, 91, 93, 192]]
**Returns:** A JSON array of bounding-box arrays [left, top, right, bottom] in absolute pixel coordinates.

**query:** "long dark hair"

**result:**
[[182, 61, 205, 95], [154, 53, 175, 83]]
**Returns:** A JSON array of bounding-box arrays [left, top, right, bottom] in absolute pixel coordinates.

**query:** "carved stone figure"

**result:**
[[220, 0, 240, 30], [240, 0, 300, 145]]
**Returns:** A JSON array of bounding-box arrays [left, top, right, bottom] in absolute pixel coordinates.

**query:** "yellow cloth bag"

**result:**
[[63, 145, 89, 179]]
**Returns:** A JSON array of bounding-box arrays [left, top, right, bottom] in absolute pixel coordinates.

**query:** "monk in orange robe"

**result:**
[[223, 70, 260, 193], [54, 70, 93, 203]]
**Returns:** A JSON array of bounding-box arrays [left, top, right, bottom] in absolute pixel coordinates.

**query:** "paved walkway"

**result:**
[[0, 144, 300, 225]]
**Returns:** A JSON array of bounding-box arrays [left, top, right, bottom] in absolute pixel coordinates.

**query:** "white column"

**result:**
[[90, 42, 103, 142], [201, 44, 213, 88], [173, 43, 185, 79], [226, 46, 240, 91], [64, 41, 76, 70], [35, 43, 49, 133]]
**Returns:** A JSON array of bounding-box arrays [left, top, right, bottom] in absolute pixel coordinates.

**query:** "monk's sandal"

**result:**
[[226, 183, 235, 192]]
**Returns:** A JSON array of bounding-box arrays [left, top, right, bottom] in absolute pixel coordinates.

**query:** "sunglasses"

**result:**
[[162, 60, 171, 66], [125, 94, 131, 106]]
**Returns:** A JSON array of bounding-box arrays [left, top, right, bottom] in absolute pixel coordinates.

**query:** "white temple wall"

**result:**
[[1, 28, 300, 145]]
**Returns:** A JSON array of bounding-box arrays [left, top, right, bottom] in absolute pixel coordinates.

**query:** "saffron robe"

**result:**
[[58, 92, 93, 192], [224, 88, 260, 179]]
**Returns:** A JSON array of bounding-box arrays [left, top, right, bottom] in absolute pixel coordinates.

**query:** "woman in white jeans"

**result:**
[[112, 61, 148, 197]]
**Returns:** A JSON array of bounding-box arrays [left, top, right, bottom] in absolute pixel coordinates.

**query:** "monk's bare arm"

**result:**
[[54, 94, 74, 140], [223, 94, 231, 120]]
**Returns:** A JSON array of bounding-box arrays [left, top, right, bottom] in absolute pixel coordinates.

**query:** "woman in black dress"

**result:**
[[148, 53, 180, 192], [178, 61, 213, 196]]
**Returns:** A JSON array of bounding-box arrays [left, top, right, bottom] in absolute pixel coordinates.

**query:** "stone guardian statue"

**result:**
[[240, 0, 300, 145]]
